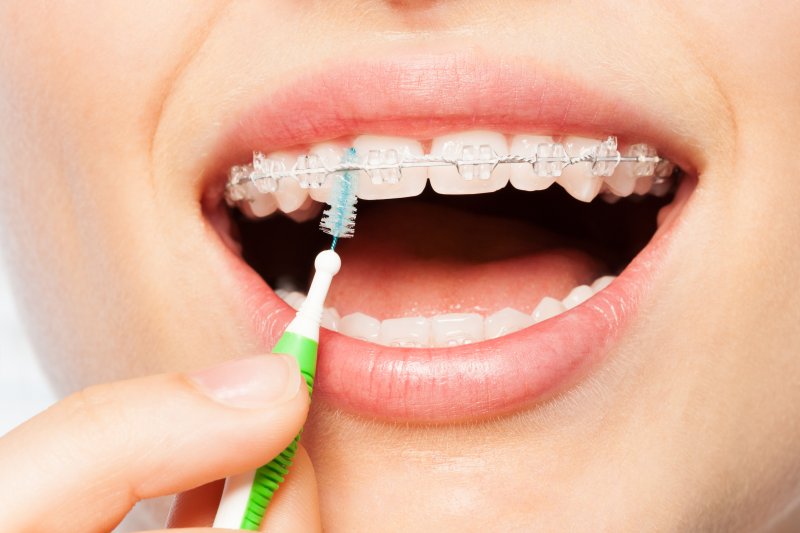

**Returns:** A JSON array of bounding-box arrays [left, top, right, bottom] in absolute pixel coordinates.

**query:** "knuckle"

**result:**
[[61, 383, 133, 452], [65, 384, 119, 428]]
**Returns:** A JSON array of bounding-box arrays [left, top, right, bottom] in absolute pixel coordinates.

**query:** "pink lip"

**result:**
[[211, 51, 690, 423]]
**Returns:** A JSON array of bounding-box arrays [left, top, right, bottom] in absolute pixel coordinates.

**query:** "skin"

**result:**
[[0, 1, 799, 531]]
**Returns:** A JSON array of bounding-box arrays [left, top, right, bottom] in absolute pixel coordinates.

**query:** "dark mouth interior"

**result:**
[[232, 173, 680, 290]]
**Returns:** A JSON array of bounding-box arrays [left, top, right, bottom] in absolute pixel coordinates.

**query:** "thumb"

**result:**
[[0, 354, 309, 533]]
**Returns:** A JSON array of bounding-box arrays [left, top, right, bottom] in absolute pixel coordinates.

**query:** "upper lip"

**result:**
[[204, 50, 694, 423]]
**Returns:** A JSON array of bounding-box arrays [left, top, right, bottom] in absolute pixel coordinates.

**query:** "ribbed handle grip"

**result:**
[[238, 332, 318, 530]]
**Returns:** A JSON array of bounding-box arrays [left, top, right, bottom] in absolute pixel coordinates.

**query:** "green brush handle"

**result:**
[[214, 250, 340, 531], [239, 331, 318, 530]]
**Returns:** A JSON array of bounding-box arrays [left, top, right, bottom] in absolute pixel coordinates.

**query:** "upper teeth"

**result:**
[[225, 131, 675, 216]]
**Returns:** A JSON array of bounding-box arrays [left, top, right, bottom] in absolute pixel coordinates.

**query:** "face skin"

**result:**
[[1, 1, 800, 531]]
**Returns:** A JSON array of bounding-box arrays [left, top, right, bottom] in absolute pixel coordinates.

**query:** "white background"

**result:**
[[0, 255, 169, 529]]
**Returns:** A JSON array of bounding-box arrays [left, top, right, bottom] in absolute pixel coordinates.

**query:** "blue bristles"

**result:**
[[319, 147, 359, 250]]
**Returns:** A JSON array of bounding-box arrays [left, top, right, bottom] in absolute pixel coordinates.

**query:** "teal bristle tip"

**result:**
[[320, 148, 359, 250]]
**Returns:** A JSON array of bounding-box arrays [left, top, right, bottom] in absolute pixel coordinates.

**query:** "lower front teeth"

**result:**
[[340, 312, 381, 342], [431, 313, 484, 347], [276, 275, 616, 347], [380, 316, 431, 348]]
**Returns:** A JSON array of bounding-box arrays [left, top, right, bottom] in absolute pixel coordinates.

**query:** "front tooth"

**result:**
[[340, 312, 381, 342], [557, 137, 604, 202], [430, 313, 484, 347], [429, 130, 509, 194], [321, 308, 341, 332], [532, 297, 565, 323], [563, 285, 594, 309], [263, 151, 309, 212], [379, 316, 431, 347], [351, 135, 427, 200], [306, 142, 350, 203], [591, 275, 616, 293], [485, 308, 535, 339], [509, 135, 558, 191]]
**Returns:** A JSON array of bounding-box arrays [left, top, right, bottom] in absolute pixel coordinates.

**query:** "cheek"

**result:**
[[0, 2, 228, 389], [669, 0, 800, 101]]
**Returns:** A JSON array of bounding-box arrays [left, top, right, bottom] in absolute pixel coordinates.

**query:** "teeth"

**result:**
[[379, 316, 431, 348], [286, 196, 324, 222], [509, 135, 558, 191], [263, 151, 309, 212], [604, 143, 658, 197], [485, 307, 535, 339], [352, 135, 427, 200], [430, 313, 484, 347], [563, 285, 594, 310], [243, 185, 279, 218], [340, 312, 381, 342], [321, 308, 341, 331], [629, 143, 658, 178], [251, 155, 280, 194], [591, 275, 615, 292], [283, 291, 306, 311], [232, 133, 673, 207], [429, 130, 510, 194], [293, 154, 327, 191], [591, 137, 621, 177], [306, 142, 350, 203], [532, 297, 566, 323], [225, 166, 251, 204], [229, 164, 279, 219], [650, 179, 672, 197], [532, 142, 567, 179], [249, 152, 310, 216], [557, 137, 604, 202], [603, 171, 638, 197], [275, 275, 618, 346], [633, 176, 655, 195]]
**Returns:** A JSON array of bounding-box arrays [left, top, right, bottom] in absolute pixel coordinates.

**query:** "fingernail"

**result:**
[[187, 355, 302, 408]]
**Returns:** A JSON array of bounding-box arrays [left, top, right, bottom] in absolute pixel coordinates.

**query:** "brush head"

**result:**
[[319, 148, 359, 246]]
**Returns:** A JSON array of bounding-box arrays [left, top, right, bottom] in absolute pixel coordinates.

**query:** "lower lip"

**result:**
[[224, 190, 681, 424]]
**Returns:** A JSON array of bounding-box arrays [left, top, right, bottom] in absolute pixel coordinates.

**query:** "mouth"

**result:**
[[202, 53, 697, 424]]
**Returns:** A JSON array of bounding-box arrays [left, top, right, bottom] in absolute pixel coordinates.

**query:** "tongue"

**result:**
[[328, 201, 606, 318]]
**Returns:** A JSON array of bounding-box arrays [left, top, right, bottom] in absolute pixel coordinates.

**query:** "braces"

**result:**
[[225, 136, 674, 204]]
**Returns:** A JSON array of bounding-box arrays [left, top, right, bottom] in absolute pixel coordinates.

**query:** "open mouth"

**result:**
[[202, 54, 697, 423], [227, 133, 679, 343]]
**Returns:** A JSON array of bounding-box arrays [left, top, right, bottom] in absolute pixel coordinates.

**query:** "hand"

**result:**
[[0, 355, 321, 532]]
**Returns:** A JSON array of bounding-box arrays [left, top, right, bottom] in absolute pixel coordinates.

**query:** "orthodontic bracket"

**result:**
[[225, 136, 674, 204]]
